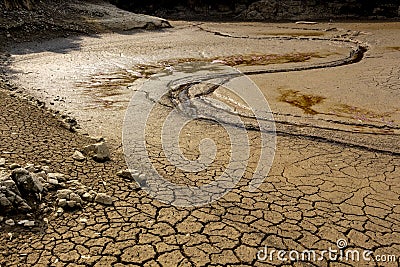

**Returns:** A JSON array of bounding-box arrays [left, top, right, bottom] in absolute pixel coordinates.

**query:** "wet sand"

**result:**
[[1, 21, 400, 266]]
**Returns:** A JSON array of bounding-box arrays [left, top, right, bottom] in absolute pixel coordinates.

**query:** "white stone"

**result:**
[[82, 142, 111, 162], [5, 219, 15, 226], [48, 179, 59, 185], [72, 151, 85, 162], [24, 221, 35, 227], [48, 173, 66, 182]]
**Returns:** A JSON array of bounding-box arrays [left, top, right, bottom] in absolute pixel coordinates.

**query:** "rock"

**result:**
[[89, 136, 105, 143], [40, 159, 51, 165], [82, 142, 111, 162], [17, 220, 28, 225], [69, 192, 82, 204], [235, 4, 247, 14], [0, 216, 3, 222], [58, 198, 67, 207], [0, 187, 31, 213], [41, 166, 52, 173], [116, 169, 140, 180], [9, 163, 21, 170], [56, 207, 64, 216], [72, 151, 85, 162], [82, 190, 97, 202], [0, 173, 21, 196], [35, 171, 47, 180], [82, 192, 94, 202], [67, 200, 79, 208], [137, 174, 148, 187], [48, 173, 66, 182], [11, 168, 43, 193], [75, 189, 87, 197], [24, 220, 35, 227], [57, 189, 82, 209], [25, 163, 36, 172], [94, 193, 113, 206], [0, 193, 13, 212], [116, 169, 146, 186], [56, 189, 73, 200], [5, 219, 15, 226], [0, 158, 5, 167], [48, 178, 59, 186]]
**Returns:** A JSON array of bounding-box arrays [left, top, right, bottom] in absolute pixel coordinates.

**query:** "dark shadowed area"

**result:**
[[110, 0, 400, 20]]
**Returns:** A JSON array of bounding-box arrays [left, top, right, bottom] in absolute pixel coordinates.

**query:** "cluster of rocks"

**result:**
[[240, 0, 400, 21], [0, 155, 114, 227], [55, 181, 113, 215]]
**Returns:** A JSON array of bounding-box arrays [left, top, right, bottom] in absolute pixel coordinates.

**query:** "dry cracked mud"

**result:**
[[1, 20, 399, 266]]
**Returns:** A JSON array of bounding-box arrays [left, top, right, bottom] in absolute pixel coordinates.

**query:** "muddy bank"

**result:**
[[0, 0, 170, 47]]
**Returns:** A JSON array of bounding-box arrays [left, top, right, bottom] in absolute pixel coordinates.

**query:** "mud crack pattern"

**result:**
[[1, 21, 400, 267], [0, 86, 399, 266]]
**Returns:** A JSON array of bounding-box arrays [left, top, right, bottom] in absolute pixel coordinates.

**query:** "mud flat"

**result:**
[[1, 20, 400, 266]]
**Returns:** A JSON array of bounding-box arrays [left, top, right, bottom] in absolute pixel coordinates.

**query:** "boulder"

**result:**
[[82, 142, 111, 162], [0, 172, 21, 196], [0, 187, 31, 213], [11, 168, 43, 194]]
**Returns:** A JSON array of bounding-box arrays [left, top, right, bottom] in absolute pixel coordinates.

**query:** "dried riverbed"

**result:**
[[2, 20, 400, 266]]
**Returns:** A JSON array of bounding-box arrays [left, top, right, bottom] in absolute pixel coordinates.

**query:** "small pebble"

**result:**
[[5, 219, 15, 226], [9, 163, 21, 170], [72, 151, 85, 162], [0, 158, 5, 167], [24, 221, 35, 227]]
